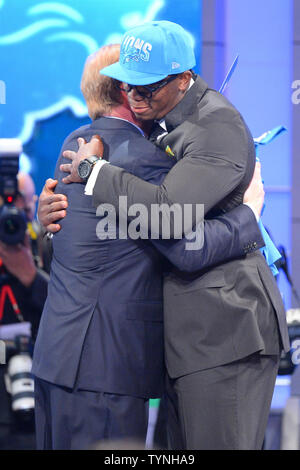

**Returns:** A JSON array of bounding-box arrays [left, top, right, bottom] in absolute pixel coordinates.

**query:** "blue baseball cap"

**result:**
[[100, 21, 196, 86]]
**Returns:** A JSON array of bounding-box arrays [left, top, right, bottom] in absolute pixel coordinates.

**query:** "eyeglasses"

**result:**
[[117, 74, 180, 100]]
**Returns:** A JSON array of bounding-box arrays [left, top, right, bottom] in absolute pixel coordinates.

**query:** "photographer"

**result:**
[[0, 172, 50, 450]]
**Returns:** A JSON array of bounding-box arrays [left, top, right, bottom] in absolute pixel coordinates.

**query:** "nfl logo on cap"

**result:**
[[100, 21, 196, 86]]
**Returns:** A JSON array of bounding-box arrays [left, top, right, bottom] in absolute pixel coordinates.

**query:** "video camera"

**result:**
[[0, 139, 27, 245]]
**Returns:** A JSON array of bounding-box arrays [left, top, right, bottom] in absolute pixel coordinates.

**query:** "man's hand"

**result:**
[[38, 178, 68, 233], [0, 233, 37, 288], [60, 135, 104, 184], [243, 162, 265, 219]]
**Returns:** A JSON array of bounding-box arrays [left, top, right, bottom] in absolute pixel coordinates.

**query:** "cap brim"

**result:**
[[100, 62, 168, 86]]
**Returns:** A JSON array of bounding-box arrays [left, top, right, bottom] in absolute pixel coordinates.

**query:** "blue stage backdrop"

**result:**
[[0, 0, 202, 194]]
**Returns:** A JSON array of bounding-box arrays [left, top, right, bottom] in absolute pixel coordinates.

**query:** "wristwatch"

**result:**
[[77, 155, 100, 181]]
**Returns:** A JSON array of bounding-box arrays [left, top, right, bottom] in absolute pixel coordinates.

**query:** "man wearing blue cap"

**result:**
[[41, 21, 289, 450]]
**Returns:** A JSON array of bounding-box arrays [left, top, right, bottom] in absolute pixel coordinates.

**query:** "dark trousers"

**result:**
[[167, 353, 280, 450], [34, 377, 149, 450]]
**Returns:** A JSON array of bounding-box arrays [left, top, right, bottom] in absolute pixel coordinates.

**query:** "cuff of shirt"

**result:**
[[243, 202, 260, 222], [84, 159, 109, 195]]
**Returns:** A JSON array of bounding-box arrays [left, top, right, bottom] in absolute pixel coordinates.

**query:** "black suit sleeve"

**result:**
[[92, 111, 249, 237], [149, 204, 264, 272]]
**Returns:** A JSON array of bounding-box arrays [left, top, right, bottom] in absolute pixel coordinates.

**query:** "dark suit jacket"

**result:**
[[32, 115, 266, 395], [91, 78, 290, 378]]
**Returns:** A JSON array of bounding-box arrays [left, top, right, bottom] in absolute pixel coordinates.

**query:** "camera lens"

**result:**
[[0, 206, 27, 244], [4, 217, 20, 235]]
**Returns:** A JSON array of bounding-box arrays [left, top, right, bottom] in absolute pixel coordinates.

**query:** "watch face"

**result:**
[[78, 160, 90, 179]]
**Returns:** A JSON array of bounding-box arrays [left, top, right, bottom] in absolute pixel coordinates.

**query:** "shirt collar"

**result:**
[[103, 115, 145, 137]]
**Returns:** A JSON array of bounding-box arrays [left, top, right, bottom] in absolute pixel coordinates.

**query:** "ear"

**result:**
[[178, 71, 193, 93]]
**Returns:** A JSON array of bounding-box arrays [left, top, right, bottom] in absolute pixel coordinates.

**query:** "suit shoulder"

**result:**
[[198, 89, 244, 124], [180, 90, 253, 167], [190, 90, 252, 152], [60, 123, 92, 151]]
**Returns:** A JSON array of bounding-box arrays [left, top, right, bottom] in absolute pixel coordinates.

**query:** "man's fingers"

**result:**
[[44, 210, 67, 224], [78, 137, 86, 147], [45, 178, 58, 192], [92, 134, 102, 142], [253, 162, 261, 178], [246, 162, 262, 190], [40, 193, 67, 204], [91, 135, 104, 156], [38, 196, 67, 215], [62, 150, 76, 160], [60, 163, 72, 173], [61, 175, 73, 184], [47, 200, 68, 213], [46, 223, 61, 233]]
